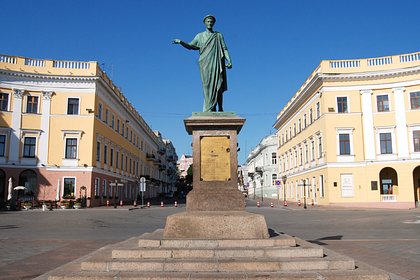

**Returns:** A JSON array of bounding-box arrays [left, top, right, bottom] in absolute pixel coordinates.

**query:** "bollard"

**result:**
[[120, 200, 123, 207], [311, 199, 314, 206], [147, 201, 150, 208], [106, 200, 110, 207], [174, 201, 178, 207], [133, 200, 137, 207], [270, 202, 274, 208], [160, 201, 164, 207], [257, 201, 260, 207], [284, 200, 288, 207], [298, 200, 301, 207]]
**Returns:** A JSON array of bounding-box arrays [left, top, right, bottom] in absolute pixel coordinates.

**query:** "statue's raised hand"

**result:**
[[172, 39, 181, 44]]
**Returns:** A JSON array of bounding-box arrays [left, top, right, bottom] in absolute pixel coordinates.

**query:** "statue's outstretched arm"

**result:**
[[172, 39, 199, 50]]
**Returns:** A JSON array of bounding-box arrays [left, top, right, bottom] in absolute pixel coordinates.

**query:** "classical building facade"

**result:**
[[0, 54, 178, 207], [274, 51, 420, 209], [246, 134, 278, 201], [177, 154, 193, 178]]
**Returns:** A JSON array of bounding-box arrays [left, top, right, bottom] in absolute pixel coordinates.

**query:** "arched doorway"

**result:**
[[379, 167, 398, 202], [18, 169, 38, 201], [0, 169, 5, 203], [413, 166, 420, 207]]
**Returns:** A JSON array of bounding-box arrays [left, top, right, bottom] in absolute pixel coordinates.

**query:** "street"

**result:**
[[0, 201, 419, 280]]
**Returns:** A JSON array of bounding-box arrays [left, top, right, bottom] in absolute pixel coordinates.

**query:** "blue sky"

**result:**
[[2, 0, 420, 164]]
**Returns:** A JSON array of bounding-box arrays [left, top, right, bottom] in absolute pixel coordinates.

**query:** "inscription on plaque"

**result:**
[[200, 136, 230, 181]]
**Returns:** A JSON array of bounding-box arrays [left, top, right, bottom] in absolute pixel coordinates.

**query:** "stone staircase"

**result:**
[[45, 229, 389, 280]]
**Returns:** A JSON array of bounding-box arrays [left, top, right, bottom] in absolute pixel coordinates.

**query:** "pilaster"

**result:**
[[393, 87, 409, 158], [9, 89, 25, 164], [360, 90, 375, 160], [39, 91, 54, 165]]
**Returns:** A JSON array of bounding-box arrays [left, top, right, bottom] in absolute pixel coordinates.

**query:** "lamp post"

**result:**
[[260, 177, 264, 202], [302, 179, 307, 209], [282, 175, 287, 204]]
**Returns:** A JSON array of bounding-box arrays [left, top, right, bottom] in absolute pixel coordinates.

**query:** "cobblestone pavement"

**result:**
[[0, 202, 418, 280]]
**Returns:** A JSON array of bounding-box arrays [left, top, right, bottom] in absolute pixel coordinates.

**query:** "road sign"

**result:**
[[275, 179, 281, 187], [139, 177, 146, 192]]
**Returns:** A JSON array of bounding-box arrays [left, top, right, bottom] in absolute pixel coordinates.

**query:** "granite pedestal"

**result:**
[[163, 113, 270, 239]]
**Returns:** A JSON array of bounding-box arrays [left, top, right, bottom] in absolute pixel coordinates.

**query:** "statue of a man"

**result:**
[[173, 15, 232, 112]]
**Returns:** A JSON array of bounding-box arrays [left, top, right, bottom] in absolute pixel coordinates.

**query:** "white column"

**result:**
[[39, 91, 53, 165], [360, 90, 375, 160], [393, 87, 409, 158], [9, 89, 24, 164]]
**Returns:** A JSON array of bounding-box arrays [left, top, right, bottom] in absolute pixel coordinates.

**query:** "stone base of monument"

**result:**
[[43, 229, 389, 280], [163, 211, 270, 239]]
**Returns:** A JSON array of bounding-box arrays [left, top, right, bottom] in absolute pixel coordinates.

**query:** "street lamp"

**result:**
[[282, 175, 287, 205], [302, 179, 307, 209], [260, 177, 264, 202]]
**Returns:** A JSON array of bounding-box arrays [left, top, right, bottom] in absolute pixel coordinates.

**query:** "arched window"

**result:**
[[18, 169, 37, 198]]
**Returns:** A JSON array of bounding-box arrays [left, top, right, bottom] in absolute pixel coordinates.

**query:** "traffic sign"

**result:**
[[139, 177, 146, 192], [275, 179, 281, 187]]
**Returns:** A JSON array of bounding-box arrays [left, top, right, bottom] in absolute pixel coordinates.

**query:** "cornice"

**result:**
[[319, 65, 420, 82], [0, 69, 97, 82]]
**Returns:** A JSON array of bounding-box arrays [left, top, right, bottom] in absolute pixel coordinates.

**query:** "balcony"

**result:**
[[381, 195, 397, 202], [146, 153, 155, 161], [158, 148, 166, 155]]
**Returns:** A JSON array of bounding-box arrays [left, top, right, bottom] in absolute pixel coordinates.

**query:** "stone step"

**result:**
[[112, 246, 324, 259], [81, 256, 355, 272], [48, 269, 390, 280], [138, 235, 296, 249]]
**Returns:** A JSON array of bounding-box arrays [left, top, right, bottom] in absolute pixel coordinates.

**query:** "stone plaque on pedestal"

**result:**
[[163, 113, 270, 239]]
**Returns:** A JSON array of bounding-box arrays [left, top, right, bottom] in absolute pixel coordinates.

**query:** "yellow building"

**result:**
[[0, 54, 177, 208], [274, 51, 420, 209]]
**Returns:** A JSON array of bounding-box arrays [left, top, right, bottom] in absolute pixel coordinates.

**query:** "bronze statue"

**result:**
[[173, 15, 232, 112]]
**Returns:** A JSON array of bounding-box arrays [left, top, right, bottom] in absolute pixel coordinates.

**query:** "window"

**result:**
[[309, 108, 313, 124], [303, 114, 307, 128], [414, 131, 420, 152], [97, 103, 103, 119], [0, 93, 9, 111], [122, 123, 125, 136], [26, 96, 38, 113], [23, 137, 36, 158], [0, 135, 5, 156], [96, 142, 100, 162], [298, 119, 301, 132], [318, 136, 323, 158], [305, 143, 308, 163], [319, 175, 324, 197], [316, 102, 320, 119], [299, 147, 303, 165], [67, 98, 79, 115], [116, 151, 119, 168], [271, 153, 277, 164], [411, 91, 420, 109], [104, 145, 108, 164], [105, 109, 109, 124], [117, 119, 120, 133], [110, 148, 114, 166], [311, 140, 315, 161], [339, 134, 351, 155], [376, 95, 389, 112], [337, 97, 348, 113], [272, 173, 277, 185], [102, 179, 107, 198], [293, 123, 296, 136], [111, 114, 115, 129], [121, 154, 124, 170], [63, 178, 75, 198], [94, 178, 100, 197], [380, 133, 393, 154], [65, 138, 77, 159]]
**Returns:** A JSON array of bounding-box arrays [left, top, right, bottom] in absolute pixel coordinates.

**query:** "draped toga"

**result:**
[[190, 32, 228, 112]]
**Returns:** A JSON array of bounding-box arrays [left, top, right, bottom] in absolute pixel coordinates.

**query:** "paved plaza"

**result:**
[[0, 201, 418, 280]]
